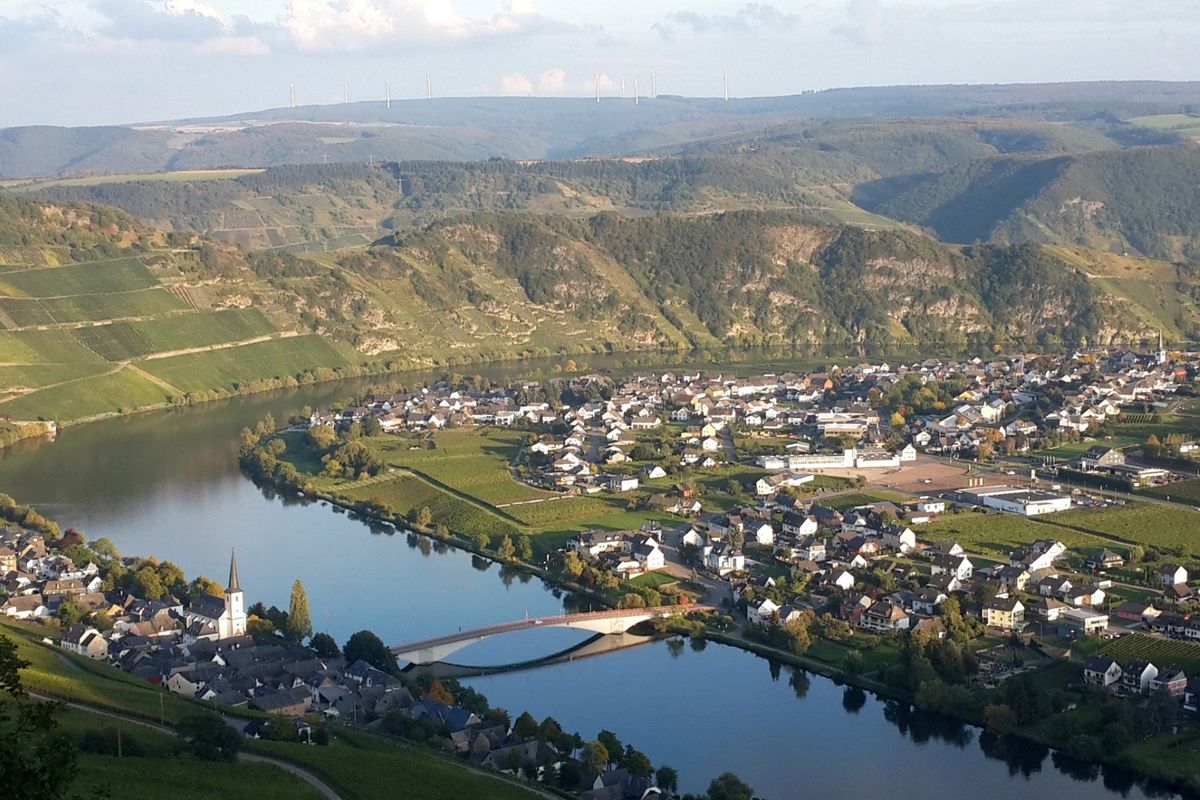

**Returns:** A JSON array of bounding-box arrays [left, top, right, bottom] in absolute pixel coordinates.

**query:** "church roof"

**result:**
[[227, 549, 241, 593]]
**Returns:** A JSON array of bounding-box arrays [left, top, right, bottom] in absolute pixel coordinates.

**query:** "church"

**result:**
[[184, 550, 247, 641]]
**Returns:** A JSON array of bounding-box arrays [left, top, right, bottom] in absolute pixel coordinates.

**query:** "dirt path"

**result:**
[[125, 362, 183, 395], [139, 330, 300, 361], [0, 362, 125, 403]]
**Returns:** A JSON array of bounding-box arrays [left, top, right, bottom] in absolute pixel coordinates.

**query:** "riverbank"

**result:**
[[256, 464, 1200, 800]]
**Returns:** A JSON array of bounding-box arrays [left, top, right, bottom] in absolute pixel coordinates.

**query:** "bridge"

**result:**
[[392, 605, 712, 666]]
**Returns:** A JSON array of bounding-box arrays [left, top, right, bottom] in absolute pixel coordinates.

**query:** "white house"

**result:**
[[747, 598, 781, 626], [1083, 657, 1122, 688]]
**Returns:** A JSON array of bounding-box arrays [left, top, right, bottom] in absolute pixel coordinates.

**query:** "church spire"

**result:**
[[227, 548, 241, 593]]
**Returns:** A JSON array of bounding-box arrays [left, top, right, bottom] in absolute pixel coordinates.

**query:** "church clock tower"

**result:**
[[222, 549, 247, 638]]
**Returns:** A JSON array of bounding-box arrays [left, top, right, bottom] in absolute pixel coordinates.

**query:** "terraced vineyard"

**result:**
[[0, 248, 359, 424], [1099, 633, 1200, 674]]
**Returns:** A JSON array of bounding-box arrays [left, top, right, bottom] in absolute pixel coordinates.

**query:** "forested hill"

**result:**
[[21, 117, 1134, 251], [5, 81, 1200, 179], [852, 143, 1200, 260]]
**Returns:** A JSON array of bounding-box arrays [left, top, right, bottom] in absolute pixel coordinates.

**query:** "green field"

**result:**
[[0, 328, 107, 364], [1141, 477, 1200, 507], [918, 510, 1107, 557], [72, 754, 324, 800], [0, 258, 157, 297], [1048, 503, 1200, 556], [339, 472, 522, 541], [368, 430, 553, 505], [1099, 633, 1200, 674], [137, 335, 349, 393], [72, 308, 276, 360], [0, 288, 190, 326], [0, 362, 112, 392], [248, 729, 541, 800], [4, 168, 264, 191], [0, 367, 171, 420]]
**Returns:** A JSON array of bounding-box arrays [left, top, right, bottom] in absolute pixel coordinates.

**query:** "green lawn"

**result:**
[[0, 258, 157, 297], [72, 308, 276, 360], [0, 367, 173, 421], [137, 335, 350, 393]]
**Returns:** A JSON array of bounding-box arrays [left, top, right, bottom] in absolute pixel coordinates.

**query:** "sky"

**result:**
[[1, 0, 1199, 127]]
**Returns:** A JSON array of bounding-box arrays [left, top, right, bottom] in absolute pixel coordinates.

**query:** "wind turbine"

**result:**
[[385, 80, 391, 109], [634, 78, 640, 105], [651, 71, 657, 99], [289, 83, 296, 109], [344, 82, 350, 104], [426, 72, 432, 99], [723, 67, 729, 102], [595, 73, 601, 103]]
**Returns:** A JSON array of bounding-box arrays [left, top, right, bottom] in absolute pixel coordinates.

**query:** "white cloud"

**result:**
[[195, 34, 269, 55], [655, 3, 800, 39], [832, 0, 885, 45], [498, 68, 613, 96], [277, 0, 580, 53], [499, 71, 534, 94]]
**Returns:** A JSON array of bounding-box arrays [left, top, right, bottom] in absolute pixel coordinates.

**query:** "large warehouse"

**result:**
[[961, 486, 1072, 516]]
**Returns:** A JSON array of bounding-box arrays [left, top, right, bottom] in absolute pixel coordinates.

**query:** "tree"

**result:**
[[984, 703, 1018, 734], [287, 580, 312, 642], [535, 716, 563, 743], [496, 535, 517, 562], [706, 772, 753, 800], [56, 599, 85, 628], [187, 576, 223, 605], [178, 712, 242, 761], [597, 730, 623, 766], [624, 746, 652, 778], [0, 634, 77, 799], [343, 630, 397, 673], [468, 530, 491, 550], [425, 680, 455, 705], [435, 523, 449, 539], [131, 567, 165, 600], [308, 424, 337, 451], [582, 740, 609, 775], [416, 506, 433, 528], [515, 534, 533, 561], [656, 765, 679, 795], [513, 711, 539, 739], [309, 632, 340, 657], [783, 616, 813, 655]]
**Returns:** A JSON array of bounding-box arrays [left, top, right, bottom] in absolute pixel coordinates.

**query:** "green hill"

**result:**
[[0, 196, 1181, 427], [853, 143, 1200, 260]]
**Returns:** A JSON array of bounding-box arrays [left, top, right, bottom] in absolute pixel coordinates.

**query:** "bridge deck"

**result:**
[[392, 605, 713, 656]]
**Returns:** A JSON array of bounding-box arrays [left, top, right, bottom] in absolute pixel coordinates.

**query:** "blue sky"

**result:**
[[2, 0, 1199, 126]]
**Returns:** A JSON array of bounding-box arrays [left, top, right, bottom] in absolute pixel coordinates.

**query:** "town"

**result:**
[[7, 345, 1200, 797]]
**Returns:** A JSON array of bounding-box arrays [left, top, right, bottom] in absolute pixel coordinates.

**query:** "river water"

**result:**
[[0, 367, 1182, 799]]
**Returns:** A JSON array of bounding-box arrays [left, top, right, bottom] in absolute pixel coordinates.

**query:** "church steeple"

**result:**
[[227, 548, 241, 593]]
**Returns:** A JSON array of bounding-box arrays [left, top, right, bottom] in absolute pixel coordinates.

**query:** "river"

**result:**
[[0, 369, 1183, 799]]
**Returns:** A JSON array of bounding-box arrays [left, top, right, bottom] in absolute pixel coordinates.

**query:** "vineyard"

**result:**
[[1098, 633, 1200, 673]]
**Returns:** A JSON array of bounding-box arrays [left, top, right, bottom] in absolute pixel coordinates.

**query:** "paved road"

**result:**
[[658, 526, 733, 607]]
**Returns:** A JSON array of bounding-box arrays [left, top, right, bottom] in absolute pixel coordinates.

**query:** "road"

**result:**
[[657, 525, 733, 607]]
